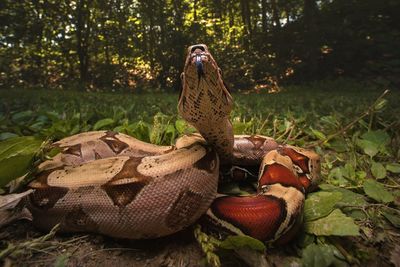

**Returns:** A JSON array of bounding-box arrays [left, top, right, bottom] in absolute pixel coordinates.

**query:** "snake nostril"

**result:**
[[191, 45, 205, 53]]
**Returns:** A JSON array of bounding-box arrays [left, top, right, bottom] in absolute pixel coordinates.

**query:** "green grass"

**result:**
[[0, 80, 400, 266], [1, 80, 398, 143]]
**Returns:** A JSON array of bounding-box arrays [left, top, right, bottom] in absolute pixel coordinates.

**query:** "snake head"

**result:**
[[189, 45, 207, 79], [178, 44, 234, 163], [178, 44, 233, 121]]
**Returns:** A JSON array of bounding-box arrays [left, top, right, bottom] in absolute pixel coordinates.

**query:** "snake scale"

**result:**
[[26, 44, 320, 243]]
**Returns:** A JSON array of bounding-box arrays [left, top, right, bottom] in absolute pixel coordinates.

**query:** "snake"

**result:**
[[26, 44, 320, 243]]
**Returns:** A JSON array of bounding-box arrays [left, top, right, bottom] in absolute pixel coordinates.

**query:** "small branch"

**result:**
[[328, 237, 360, 265], [257, 114, 270, 134], [306, 89, 390, 148], [383, 184, 400, 189], [387, 177, 400, 187], [284, 123, 296, 144], [276, 122, 294, 142], [0, 224, 60, 260]]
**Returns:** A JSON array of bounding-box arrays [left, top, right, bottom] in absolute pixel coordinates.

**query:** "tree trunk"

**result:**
[[303, 0, 319, 79], [240, 0, 252, 47], [31, 0, 45, 86], [76, 0, 91, 90], [261, 0, 268, 33], [271, 0, 281, 29]]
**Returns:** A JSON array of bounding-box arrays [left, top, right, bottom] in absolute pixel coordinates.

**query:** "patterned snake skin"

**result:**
[[26, 44, 320, 243]]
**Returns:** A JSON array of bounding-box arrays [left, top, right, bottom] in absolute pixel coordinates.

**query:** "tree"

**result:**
[[0, 0, 398, 91]]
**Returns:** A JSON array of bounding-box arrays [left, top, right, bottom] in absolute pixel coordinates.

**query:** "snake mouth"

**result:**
[[188, 44, 210, 79]]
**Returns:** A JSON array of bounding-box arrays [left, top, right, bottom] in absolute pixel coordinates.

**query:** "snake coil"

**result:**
[[26, 44, 320, 243]]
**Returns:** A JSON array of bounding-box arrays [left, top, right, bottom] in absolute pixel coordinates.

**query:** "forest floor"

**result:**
[[1, 80, 400, 267], [1, 221, 206, 267]]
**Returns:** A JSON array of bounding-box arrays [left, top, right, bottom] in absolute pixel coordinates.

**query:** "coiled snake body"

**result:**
[[27, 44, 320, 243]]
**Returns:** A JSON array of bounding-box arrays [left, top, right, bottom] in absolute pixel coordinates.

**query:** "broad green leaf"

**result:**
[[356, 139, 378, 157], [29, 121, 47, 132], [113, 125, 126, 133], [386, 163, 400, 173], [319, 184, 366, 206], [129, 121, 151, 142], [296, 232, 316, 248], [11, 110, 34, 123], [343, 163, 356, 179], [327, 167, 350, 186], [329, 138, 348, 153], [320, 115, 339, 128], [175, 119, 196, 134], [356, 130, 390, 157], [163, 124, 177, 145], [371, 161, 386, 179], [305, 209, 360, 236], [304, 191, 342, 222], [356, 170, 367, 180], [219, 235, 266, 252], [361, 130, 390, 145], [233, 121, 252, 134], [93, 118, 114, 130], [363, 179, 394, 203], [346, 209, 367, 220], [0, 136, 43, 187], [310, 128, 326, 140], [175, 119, 187, 134], [45, 111, 61, 121], [301, 244, 335, 267], [382, 210, 400, 228]]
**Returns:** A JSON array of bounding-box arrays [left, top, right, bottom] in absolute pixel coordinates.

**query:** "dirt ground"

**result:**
[[1, 220, 398, 267], [2, 220, 300, 267], [0, 221, 208, 267]]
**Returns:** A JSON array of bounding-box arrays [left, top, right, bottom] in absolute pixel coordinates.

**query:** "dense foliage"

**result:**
[[1, 0, 399, 91], [0, 84, 399, 266]]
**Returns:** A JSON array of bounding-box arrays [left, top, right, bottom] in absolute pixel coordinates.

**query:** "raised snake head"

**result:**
[[178, 44, 234, 163]]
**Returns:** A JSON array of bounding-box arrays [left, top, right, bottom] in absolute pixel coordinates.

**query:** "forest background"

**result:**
[[1, 0, 399, 92]]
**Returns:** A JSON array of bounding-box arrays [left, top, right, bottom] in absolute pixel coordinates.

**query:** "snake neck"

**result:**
[[178, 44, 234, 164]]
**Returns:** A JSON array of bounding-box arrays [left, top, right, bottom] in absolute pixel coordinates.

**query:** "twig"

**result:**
[[328, 237, 360, 265], [387, 177, 400, 187], [257, 114, 271, 134], [383, 184, 400, 189], [289, 130, 303, 141], [0, 224, 60, 260], [80, 247, 141, 260], [276, 120, 295, 142], [284, 123, 296, 144], [306, 89, 390, 148], [340, 203, 400, 214]]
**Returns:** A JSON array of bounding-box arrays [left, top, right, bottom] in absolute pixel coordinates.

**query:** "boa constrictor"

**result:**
[[27, 44, 320, 243]]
